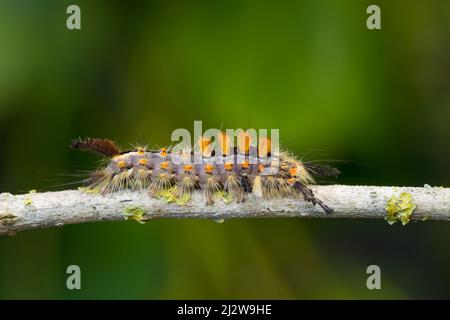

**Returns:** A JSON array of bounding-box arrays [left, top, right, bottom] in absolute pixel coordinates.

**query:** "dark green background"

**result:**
[[0, 0, 449, 299]]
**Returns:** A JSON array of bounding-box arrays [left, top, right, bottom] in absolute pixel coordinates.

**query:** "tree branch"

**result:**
[[1, 185, 449, 235]]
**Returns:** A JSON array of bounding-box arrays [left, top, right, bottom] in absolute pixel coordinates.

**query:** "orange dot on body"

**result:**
[[183, 164, 193, 172], [139, 158, 149, 166], [224, 163, 233, 171], [204, 164, 214, 173], [160, 161, 169, 169], [241, 161, 249, 169], [117, 160, 127, 169]]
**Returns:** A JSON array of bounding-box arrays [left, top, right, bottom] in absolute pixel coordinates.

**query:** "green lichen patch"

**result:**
[[124, 206, 146, 224], [175, 193, 191, 206], [216, 191, 232, 204], [155, 187, 191, 206], [0, 211, 17, 226], [385, 192, 417, 225], [78, 186, 101, 194], [24, 189, 37, 206], [156, 187, 177, 203]]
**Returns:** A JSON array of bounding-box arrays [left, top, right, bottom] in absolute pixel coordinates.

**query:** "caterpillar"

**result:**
[[70, 136, 340, 214]]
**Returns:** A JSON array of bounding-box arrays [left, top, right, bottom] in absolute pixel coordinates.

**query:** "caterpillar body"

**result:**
[[71, 137, 340, 214]]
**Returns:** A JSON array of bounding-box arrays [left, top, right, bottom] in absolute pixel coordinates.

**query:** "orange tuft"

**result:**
[[197, 136, 212, 156], [137, 147, 146, 155], [138, 158, 149, 166], [117, 160, 127, 169], [160, 161, 169, 170], [237, 131, 252, 154], [224, 163, 233, 171], [258, 137, 271, 157], [289, 167, 298, 177], [198, 136, 211, 150], [204, 163, 214, 173], [258, 164, 265, 172], [183, 164, 193, 172], [287, 177, 296, 184], [218, 132, 231, 155], [160, 148, 167, 157], [241, 160, 249, 169]]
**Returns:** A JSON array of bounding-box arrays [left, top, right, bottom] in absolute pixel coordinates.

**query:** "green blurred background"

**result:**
[[0, 0, 449, 299]]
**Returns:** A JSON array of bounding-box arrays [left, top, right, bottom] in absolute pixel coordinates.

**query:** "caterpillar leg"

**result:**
[[293, 181, 333, 214]]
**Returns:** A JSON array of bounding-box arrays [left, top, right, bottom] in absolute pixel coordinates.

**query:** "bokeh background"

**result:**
[[0, 0, 449, 299]]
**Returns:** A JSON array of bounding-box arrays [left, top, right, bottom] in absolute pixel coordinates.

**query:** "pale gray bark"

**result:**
[[0, 185, 449, 235]]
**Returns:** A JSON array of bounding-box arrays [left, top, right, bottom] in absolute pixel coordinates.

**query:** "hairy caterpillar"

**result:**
[[71, 136, 340, 213]]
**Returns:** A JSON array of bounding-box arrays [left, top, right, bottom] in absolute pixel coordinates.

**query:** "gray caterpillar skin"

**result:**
[[72, 138, 337, 213], [105, 148, 275, 177]]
